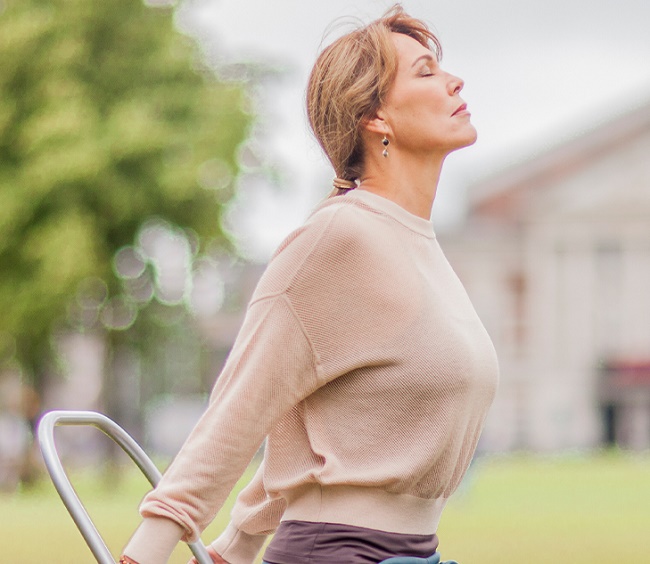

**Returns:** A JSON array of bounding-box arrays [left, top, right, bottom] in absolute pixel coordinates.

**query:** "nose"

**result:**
[[448, 75, 464, 96]]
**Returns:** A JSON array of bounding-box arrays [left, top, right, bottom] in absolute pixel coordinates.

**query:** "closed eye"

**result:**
[[418, 63, 436, 77]]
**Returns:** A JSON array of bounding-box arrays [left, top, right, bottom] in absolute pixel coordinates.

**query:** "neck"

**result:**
[[358, 151, 445, 220]]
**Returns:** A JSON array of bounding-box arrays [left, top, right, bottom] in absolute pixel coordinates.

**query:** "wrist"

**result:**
[[124, 516, 185, 564], [208, 545, 229, 563]]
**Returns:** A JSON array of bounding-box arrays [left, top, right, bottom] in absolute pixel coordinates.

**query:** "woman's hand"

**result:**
[[187, 545, 229, 564]]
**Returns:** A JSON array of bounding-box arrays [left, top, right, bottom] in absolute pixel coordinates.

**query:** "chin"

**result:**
[[447, 132, 477, 155], [464, 132, 478, 148], [456, 126, 478, 150]]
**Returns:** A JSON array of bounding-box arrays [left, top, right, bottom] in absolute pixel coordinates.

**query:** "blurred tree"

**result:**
[[0, 0, 251, 390]]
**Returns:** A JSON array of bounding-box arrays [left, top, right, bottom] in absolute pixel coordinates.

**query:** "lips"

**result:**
[[451, 103, 468, 116]]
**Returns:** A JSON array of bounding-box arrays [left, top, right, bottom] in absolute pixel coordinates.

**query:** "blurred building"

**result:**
[[440, 101, 650, 452]]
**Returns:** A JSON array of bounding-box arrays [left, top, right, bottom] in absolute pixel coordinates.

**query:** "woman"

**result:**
[[121, 5, 498, 564]]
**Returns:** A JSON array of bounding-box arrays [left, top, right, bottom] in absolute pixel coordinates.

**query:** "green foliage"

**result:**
[[0, 0, 251, 379]]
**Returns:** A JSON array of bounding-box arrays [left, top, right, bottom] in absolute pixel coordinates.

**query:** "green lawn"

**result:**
[[437, 451, 650, 562], [2, 451, 649, 563]]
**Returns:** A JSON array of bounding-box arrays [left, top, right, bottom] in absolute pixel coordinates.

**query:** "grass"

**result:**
[[1, 457, 253, 564], [438, 451, 650, 562], [2, 450, 649, 563]]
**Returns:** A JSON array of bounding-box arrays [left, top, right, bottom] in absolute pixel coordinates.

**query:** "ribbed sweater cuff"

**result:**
[[123, 517, 185, 564], [211, 522, 267, 564]]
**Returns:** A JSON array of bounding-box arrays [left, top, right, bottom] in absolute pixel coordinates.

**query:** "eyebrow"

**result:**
[[411, 53, 436, 69]]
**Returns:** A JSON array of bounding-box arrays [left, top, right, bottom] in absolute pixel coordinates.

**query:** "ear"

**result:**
[[362, 109, 391, 137]]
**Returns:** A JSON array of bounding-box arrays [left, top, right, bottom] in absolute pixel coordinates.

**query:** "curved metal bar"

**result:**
[[37, 410, 213, 564]]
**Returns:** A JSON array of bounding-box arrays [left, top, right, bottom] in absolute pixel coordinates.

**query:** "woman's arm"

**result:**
[[121, 296, 320, 563], [121, 517, 185, 563], [201, 462, 286, 563]]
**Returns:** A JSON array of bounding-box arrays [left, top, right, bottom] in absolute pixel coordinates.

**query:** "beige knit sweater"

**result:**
[[125, 189, 499, 564]]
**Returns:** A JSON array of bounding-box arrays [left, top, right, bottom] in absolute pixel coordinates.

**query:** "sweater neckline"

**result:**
[[328, 189, 436, 239]]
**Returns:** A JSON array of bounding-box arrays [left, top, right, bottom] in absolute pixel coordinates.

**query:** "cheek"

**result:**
[[406, 94, 448, 127], [387, 89, 454, 145], [401, 103, 448, 137], [394, 96, 440, 129]]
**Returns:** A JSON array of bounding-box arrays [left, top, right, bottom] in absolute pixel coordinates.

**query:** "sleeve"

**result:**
[[208, 461, 286, 563], [126, 294, 320, 564]]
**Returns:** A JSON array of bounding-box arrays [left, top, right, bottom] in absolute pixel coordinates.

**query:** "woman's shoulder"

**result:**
[[251, 196, 380, 300], [277, 195, 378, 258]]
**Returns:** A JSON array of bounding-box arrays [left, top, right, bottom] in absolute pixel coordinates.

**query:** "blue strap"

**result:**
[[379, 552, 458, 564]]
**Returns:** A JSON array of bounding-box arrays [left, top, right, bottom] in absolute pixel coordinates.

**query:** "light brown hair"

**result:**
[[306, 4, 442, 188]]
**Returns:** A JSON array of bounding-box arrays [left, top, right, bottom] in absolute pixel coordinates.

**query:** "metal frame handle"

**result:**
[[37, 410, 213, 564]]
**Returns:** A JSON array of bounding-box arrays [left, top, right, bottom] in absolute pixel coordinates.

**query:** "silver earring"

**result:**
[[382, 135, 389, 158]]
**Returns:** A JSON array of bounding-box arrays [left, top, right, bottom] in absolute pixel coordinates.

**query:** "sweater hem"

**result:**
[[281, 484, 447, 535]]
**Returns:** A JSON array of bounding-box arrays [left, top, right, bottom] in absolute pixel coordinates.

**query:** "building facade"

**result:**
[[440, 102, 650, 452]]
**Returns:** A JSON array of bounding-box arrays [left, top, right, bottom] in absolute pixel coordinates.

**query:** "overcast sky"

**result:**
[[180, 0, 650, 260]]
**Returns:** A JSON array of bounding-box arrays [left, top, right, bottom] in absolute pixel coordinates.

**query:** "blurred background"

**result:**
[[1, 0, 649, 562]]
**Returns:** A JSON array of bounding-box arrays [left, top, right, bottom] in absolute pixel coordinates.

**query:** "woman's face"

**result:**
[[379, 33, 477, 156]]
